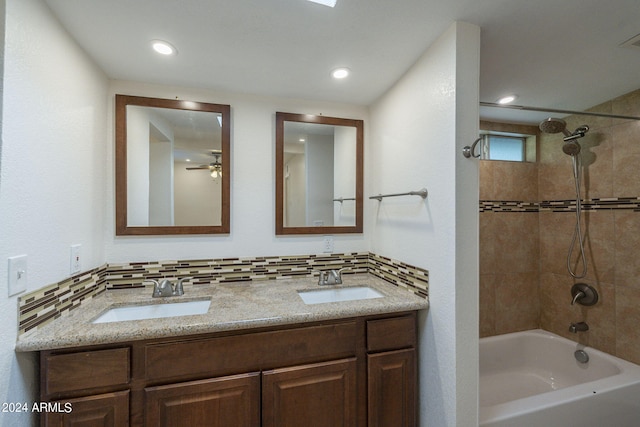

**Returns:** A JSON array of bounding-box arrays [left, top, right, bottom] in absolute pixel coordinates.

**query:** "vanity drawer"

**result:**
[[367, 314, 416, 352], [43, 347, 130, 397], [143, 321, 357, 382]]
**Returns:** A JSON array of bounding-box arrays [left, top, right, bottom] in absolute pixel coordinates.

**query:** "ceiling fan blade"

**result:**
[[186, 165, 209, 170]]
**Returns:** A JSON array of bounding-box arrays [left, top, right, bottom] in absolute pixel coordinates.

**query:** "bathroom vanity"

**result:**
[[19, 275, 427, 427]]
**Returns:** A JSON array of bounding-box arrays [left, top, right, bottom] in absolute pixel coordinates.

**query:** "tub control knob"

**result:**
[[570, 283, 598, 306]]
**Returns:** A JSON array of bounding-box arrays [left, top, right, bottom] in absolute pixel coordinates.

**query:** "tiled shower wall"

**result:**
[[480, 88, 640, 365], [479, 156, 540, 337]]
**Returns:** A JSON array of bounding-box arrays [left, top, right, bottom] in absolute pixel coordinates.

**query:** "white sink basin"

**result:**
[[92, 300, 211, 324], [298, 286, 384, 305]]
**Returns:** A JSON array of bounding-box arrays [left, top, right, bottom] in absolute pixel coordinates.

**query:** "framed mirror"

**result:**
[[275, 112, 363, 235], [115, 95, 230, 235]]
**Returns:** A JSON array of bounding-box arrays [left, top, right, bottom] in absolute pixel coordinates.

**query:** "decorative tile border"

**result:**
[[18, 266, 107, 335], [369, 254, 429, 299], [540, 197, 640, 212], [479, 201, 539, 213], [18, 253, 429, 336], [105, 253, 370, 289], [480, 197, 640, 213]]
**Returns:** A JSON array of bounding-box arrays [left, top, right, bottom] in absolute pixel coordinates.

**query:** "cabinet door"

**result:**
[[368, 349, 416, 427], [144, 372, 260, 427], [44, 390, 129, 427], [262, 358, 357, 427]]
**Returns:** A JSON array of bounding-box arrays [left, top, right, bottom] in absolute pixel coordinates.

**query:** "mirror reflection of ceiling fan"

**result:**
[[186, 150, 223, 178]]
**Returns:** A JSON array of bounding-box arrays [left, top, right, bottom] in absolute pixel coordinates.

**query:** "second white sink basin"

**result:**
[[298, 286, 384, 305], [92, 299, 211, 324]]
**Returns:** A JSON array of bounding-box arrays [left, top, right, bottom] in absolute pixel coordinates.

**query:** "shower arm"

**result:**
[[480, 102, 640, 121]]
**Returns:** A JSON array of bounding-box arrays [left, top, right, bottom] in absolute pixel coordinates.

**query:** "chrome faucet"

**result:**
[[317, 268, 349, 286], [146, 278, 188, 298], [569, 322, 589, 333]]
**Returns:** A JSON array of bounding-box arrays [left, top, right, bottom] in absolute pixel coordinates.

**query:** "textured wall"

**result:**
[[370, 22, 480, 427], [479, 159, 540, 337], [0, 0, 108, 425]]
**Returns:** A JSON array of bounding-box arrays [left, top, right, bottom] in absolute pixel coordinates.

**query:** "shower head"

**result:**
[[540, 118, 590, 156], [562, 140, 581, 156], [539, 118, 572, 137]]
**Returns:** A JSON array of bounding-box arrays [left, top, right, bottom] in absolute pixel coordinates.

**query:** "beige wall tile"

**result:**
[[616, 286, 640, 365], [494, 272, 539, 335], [479, 160, 495, 200], [614, 211, 640, 289], [612, 121, 640, 198], [612, 88, 640, 117], [479, 213, 497, 275], [480, 273, 496, 338], [577, 281, 616, 355], [492, 161, 538, 202], [493, 213, 539, 274]]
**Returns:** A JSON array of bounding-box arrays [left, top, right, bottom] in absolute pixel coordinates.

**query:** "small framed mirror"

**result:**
[[115, 95, 230, 235], [275, 112, 363, 235]]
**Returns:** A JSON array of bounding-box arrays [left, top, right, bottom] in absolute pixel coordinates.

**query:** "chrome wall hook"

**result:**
[[463, 136, 482, 158]]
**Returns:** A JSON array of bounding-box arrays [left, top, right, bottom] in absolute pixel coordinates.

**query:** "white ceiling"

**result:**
[[44, 0, 640, 125]]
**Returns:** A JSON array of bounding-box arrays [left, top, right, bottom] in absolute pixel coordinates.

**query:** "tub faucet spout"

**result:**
[[569, 322, 589, 333]]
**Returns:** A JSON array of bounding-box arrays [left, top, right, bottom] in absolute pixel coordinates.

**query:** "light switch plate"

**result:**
[[70, 244, 81, 274], [8, 255, 27, 296]]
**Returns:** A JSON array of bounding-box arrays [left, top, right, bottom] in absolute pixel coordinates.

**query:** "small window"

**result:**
[[482, 135, 525, 161]]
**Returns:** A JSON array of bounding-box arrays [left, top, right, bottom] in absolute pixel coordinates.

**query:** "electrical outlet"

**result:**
[[322, 235, 334, 253], [8, 255, 27, 296], [70, 244, 81, 274]]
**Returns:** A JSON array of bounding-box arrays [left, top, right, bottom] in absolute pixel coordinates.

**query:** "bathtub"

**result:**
[[480, 329, 640, 427]]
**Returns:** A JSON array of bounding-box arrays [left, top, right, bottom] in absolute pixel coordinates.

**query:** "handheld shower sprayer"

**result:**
[[538, 117, 590, 279]]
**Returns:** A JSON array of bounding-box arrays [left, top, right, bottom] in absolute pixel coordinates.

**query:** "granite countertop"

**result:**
[[15, 273, 428, 352]]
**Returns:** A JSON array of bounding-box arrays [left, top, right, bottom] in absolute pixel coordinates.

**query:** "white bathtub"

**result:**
[[480, 329, 640, 427]]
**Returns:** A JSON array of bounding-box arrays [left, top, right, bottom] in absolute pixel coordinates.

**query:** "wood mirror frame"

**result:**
[[115, 94, 230, 235], [275, 112, 363, 235]]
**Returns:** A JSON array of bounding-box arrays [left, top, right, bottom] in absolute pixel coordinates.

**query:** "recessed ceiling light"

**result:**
[[332, 68, 350, 79], [497, 95, 517, 104], [307, 0, 337, 7], [151, 40, 177, 56]]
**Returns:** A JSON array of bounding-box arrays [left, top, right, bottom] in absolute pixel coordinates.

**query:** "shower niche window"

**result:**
[[478, 122, 538, 162], [482, 135, 526, 161]]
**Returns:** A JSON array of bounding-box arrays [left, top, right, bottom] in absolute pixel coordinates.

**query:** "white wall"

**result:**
[[333, 126, 356, 226], [126, 106, 151, 225], [369, 22, 480, 426], [0, 0, 109, 425], [106, 80, 369, 262], [173, 163, 221, 226], [305, 134, 334, 226]]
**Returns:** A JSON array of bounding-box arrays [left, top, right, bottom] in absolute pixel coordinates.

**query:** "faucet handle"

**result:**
[[174, 278, 189, 296], [316, 271, 328, 285], [571, 283, 599, 306], [145, 280, 162, 297]]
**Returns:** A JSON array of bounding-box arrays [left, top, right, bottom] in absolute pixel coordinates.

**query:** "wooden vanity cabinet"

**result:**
[[366, 315, 417, 427], [39, 311, 417, 427]]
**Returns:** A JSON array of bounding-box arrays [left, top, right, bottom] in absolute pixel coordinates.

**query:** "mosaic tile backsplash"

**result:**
[[18, 252, 428, 336]]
